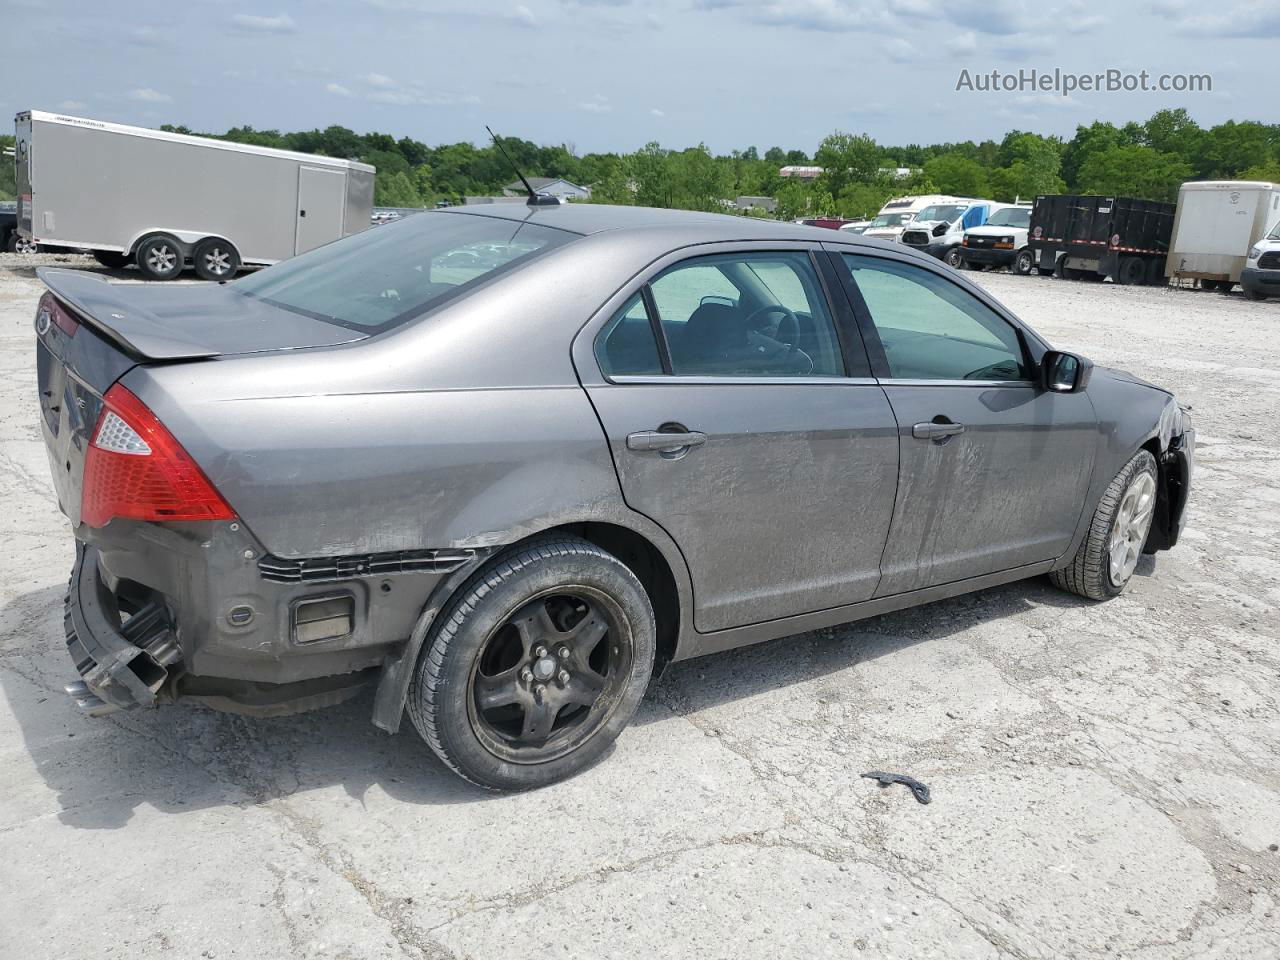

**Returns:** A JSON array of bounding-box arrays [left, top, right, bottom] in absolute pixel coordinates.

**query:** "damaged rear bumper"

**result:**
[[64, 542, 181, 714]]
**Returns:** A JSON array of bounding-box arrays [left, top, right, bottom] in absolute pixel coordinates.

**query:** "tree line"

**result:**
[[3, 111, 1279, 217]]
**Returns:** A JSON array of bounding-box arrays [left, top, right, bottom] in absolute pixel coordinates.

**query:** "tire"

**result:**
[[135, 235, 184, 281], [92, 250, 130, 269], [1061, 266, 1082, 281], [192, 237, 241, 281], [9, 234, 39, 254], [3, 233, 15, 253], [1051, 450, 1158, 601], [1145, 259, 1166, 287], [1243, 287, 1267, 302], [1117, 256, 1146, 286], [1201, 279, 1221, 292], [1013, 249, 1035, 276], [407, 536, 656, 790], [943, 246, 963, 269]]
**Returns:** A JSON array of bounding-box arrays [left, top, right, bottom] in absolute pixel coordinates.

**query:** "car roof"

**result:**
[[436, 202, 863, 246]]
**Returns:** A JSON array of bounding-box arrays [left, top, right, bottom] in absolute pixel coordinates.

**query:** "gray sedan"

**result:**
[[36, 202, 1194, 789]]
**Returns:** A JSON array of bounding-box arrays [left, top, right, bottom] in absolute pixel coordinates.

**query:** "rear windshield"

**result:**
[[234, 212, 574, 333]]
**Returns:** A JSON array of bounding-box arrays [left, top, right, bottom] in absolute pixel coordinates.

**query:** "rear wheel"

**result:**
[[1051, 450, 1158, 601], [92, 250, 130, 269], [1117, 256, 1146, 286], [1243, 287, 1267, 301], [1145, 259, 1166, 287], [408, 536, 656, 790], [135, 235, 184, 281], [1014, 249, 1035, 276], [192, 237, 241, 281]]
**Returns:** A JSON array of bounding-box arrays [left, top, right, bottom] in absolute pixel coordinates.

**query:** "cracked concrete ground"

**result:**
[[1, 252, 1278, 959]]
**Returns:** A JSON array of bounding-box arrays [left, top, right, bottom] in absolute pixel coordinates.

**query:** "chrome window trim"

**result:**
[[607, 375, 882, 387], [878, 378, 1038, 388]]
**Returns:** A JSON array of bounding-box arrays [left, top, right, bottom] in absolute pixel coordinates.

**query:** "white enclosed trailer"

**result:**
[[1166, 180, 1280, 290], [14, 110, 375, 280]]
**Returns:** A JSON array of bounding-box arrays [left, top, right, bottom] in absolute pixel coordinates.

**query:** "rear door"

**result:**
[[830, 249, 1097, 595], [296, 166, 346, 255], [15, 114, 33, 238], [574, 244, 900, 633]]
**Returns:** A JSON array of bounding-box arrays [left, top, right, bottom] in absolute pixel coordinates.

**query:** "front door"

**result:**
[[834, 251, 1098, 595], [580, 249, 900, 633], [295, 166, 346, 255]]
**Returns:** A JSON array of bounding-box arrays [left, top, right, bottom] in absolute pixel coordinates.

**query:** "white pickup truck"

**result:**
[[958, 204, 1034, 274]]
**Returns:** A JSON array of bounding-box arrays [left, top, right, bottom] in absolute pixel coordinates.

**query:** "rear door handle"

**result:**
[[912, 421, 965, 441], [626, 430, 707, 452]]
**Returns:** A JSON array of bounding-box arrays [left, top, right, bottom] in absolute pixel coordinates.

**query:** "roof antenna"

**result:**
[[486, 125, 559, 207]]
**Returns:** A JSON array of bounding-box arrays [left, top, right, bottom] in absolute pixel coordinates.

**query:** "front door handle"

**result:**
[[626, 430, 707, 453], [912, 420, 965, 441]]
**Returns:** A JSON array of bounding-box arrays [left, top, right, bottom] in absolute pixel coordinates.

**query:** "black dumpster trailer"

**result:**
[[1028, 194, 1175, 285]]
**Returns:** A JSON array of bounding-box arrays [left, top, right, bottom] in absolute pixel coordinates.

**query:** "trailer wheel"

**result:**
[[1116, 256, 1146, 286], [92, 250, 130, 270], [136, 235, 184, 281], [193, 238, 241, 281], [1013, 249, 1035, 276]]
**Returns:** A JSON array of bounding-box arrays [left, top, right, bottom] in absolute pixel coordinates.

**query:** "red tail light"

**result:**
[[37, 292, 80, 338], [81, 384, 236, 528]]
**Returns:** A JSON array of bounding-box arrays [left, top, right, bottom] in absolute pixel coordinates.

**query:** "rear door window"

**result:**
[[647, 252, 844, 377], [597, 293, 663, 376]]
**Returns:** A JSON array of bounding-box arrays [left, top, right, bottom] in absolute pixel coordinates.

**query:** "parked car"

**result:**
[[839, 220, 872, 235], [862, 195, 973, 243], [38, 203, 1194, 790], [960, 204, 1034, 274], [2, 200, 39, 253], [899, 199, 992, 267], [1242, 219, 1280, 300]]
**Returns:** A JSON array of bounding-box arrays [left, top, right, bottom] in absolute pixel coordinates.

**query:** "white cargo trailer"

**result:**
[[1166, 180, 1280, 291], [14, 110, 375, 280]]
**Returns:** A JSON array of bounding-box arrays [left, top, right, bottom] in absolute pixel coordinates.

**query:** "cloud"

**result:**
[[128, 25, 165, 47], [650, 107, 665, 117], [513, 4, 537, 25], [325, 82, 352, 97], [947, 30, 978, 55], [990, 32, 1054, 59], [363, 72, 397, 88], [580, 95, 612, 113], [230, 13, 298, 33], [57, 100, 87, 111], [129, 88, 171, 103], [1165, 0, 1280, 36], [883, 37, 918, 62]]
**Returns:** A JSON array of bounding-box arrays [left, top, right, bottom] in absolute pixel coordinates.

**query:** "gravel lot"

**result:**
[[1, 252, 1277, 959]]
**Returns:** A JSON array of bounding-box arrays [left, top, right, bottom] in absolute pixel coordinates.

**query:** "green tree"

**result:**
[[374, 170, 422, 207], [1196, 121, 1272, 178], [1076, 145, 1192, 202], [922, 154, 989, 197], [814, 131, 880, 199], [0, 135, 15, 199]]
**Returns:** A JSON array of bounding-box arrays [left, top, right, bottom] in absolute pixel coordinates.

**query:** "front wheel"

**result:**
[[1051, 450, 1158, 601], [135, 235, 184, 281], [943, 246, 963, 268], [407, 536, 656, 790], [9, 234, 39, 254], [1014, 249, 1035, 276]]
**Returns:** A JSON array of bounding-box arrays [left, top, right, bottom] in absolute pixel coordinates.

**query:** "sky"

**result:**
[[2, 0, 1275, 155]]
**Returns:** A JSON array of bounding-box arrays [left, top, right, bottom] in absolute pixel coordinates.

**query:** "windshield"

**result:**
[[871, 213, 913, 228], [1269, 221, 1280, 241], [986, 207, 1032, 228], [914, 204, 968, 224], [234, 212, 573, 332]]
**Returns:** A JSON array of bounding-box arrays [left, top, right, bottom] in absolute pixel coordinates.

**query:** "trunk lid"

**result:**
[[36, 268, 366, 525]]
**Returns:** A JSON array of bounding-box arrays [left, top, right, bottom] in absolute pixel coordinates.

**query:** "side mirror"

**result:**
[[1041, 350, 1093, 393]]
